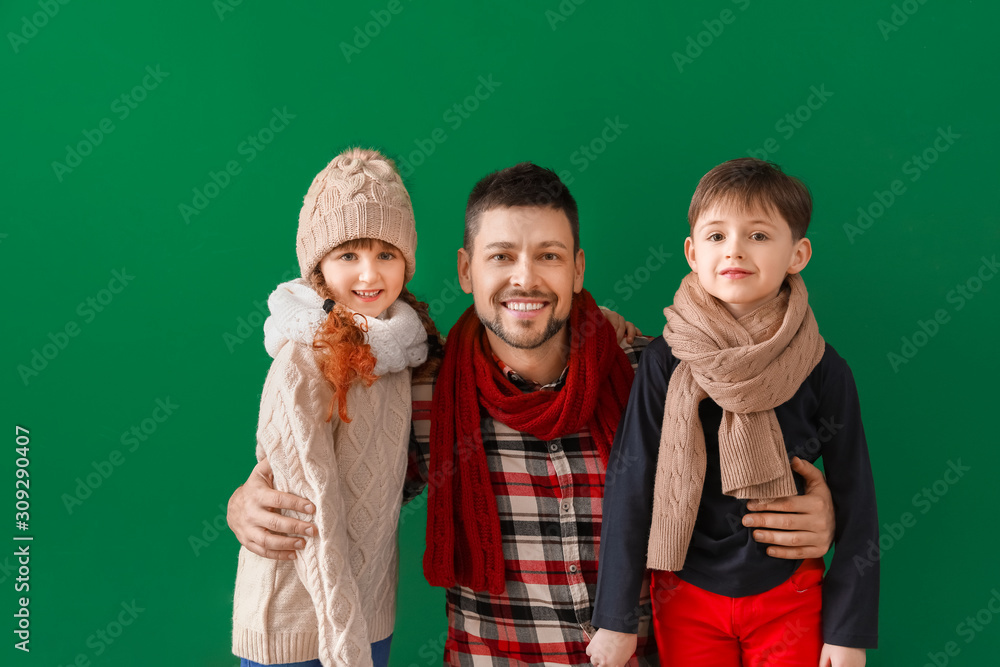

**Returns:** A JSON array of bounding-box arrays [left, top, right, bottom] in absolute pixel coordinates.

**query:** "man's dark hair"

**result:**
[[464, 162, 580, 253], [689, 158, 812, 239]]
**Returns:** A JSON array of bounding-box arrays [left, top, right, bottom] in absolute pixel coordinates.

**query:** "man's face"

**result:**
[[457, 205, 585, 350], [685, 203, 811, 319]]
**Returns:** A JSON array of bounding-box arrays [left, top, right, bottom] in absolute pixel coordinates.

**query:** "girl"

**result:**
[[232, 148, 441, 667]]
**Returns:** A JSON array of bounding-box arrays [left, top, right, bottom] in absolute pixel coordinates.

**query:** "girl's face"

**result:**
[[319, 239, 406, 317]]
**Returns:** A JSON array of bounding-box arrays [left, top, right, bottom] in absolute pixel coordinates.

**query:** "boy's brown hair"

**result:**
[[688, 158, 812, 239]]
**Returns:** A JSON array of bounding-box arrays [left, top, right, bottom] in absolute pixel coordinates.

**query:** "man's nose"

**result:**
[[510, 257, 538, 289]]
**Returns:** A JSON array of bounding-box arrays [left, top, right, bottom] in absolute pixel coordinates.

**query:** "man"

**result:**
[[228, 163, 836, 665]]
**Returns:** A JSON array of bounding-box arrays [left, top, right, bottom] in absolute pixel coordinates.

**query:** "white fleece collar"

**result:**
[[263, 278, 428, 376]]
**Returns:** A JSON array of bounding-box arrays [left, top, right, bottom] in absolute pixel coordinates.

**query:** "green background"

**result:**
[[4, 0, 999, 664]]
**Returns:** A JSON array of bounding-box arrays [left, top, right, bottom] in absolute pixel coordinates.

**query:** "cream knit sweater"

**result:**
[[232, 340, 411, 667]]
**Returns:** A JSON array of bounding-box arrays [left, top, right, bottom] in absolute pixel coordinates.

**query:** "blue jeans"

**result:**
[[240, 634, 392, 667]]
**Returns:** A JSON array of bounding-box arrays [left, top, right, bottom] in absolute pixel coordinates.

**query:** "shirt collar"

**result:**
[[491, 349, 569, 393]]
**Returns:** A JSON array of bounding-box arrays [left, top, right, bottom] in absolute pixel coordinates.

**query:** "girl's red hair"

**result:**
[[307, 239, 442, 423]]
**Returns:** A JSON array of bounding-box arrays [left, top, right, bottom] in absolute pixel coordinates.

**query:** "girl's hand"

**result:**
[[586, 628, 637, 667], [599, 307, 641, 344], [819, 643, 866, 667]]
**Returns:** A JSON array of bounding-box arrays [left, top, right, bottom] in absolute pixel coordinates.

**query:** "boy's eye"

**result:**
[[378, 251, 396, 260], [708, 233, 724, 242], [340, 253, 357, 260], [751, 232, 768, 241]]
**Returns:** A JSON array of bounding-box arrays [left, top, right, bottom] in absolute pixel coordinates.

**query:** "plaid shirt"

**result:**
[[405, 337, 658, 666]]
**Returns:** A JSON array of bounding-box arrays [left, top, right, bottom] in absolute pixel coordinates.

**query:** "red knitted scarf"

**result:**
[[423, 289, 635, 594]]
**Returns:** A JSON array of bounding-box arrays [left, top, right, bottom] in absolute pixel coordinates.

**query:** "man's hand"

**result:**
[[586, 628, 637, 667], [743, 457, 835, 559], [599, 306, 641, 344], [226, 458, 317, 560], [820, 643, 866, 667]]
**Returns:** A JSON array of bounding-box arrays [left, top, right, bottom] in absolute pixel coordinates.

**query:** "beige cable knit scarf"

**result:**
[[647, 272, 825, 572]]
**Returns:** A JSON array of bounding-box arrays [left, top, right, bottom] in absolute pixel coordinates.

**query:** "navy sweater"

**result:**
[[592, 336, 879, 649]]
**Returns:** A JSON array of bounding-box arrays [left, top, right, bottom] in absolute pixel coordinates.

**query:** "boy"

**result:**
[[586, 158, 878, 667]]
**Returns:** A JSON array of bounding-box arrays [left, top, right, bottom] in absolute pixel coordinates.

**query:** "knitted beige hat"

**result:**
[[297, 147, 417, 281]]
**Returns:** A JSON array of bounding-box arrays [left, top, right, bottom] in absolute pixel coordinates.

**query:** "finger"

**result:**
[[251, 457, 274, 481], [790, 456, 828, 488], [243, 539, 299, 561], [625, 322, 637, 344], [256, 529, 308, 552], [254, 486, 316, 515], [750, 528, 814, 548], [746, 493, 816, 513], [251, 505, 316, 537], [762, 544, 825, 560]]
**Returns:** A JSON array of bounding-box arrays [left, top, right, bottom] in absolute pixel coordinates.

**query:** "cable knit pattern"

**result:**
[[263, 279, 428, 376], [232, 342, 411, 666], [647, 273, 825, 572]]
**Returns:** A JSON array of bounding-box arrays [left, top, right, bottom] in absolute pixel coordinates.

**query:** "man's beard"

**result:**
[[476, 299, 569, 350]]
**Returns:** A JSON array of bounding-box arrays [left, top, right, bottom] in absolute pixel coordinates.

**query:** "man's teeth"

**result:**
[[355, 290, 380, 298], [506, 302, 544, 312]]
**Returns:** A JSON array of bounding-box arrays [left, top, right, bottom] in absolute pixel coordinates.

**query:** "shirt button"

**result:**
[[549, 442, 559, 452], [562, 501, 571, 512], [569, 564, 578, 574]]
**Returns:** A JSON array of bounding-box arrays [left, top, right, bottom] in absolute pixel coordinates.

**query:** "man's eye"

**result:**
[[491, 254, 508, 261], [542, 253, 560, 261]]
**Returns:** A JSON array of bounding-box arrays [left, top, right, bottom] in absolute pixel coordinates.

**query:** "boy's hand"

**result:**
[[227, 458, 317, 560], [743, 457, 835, 559], [585, 628, 637, 667], [599, 306, 641, 344], [820, 643, 866, 667]]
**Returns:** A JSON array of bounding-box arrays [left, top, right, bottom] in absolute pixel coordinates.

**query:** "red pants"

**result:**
[[651, 559, 824, 667]]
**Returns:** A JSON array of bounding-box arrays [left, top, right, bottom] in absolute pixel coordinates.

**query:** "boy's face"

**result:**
[[685, 203, 811, 319], [319, 239, 406, 318]]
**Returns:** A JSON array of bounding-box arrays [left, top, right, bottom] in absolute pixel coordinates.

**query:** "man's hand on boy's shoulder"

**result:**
[[599, 306, 642, 345], [741, 456, 835, 559], [227, 458, 317, 561]]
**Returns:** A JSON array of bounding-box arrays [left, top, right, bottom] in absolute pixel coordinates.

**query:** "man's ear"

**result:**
[[787, 237, 812, 275], [684, 237, 697, 272], [457, 248, 473, 294], [573, 248, 586, 294]]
